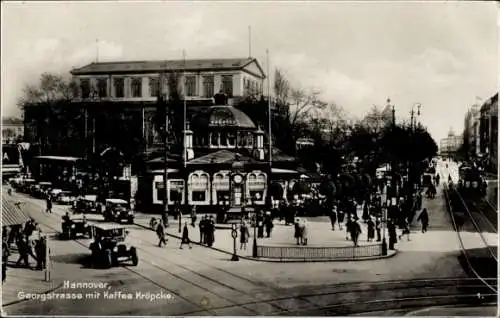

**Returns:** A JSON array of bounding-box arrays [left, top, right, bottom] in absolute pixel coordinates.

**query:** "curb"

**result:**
[[2, 282, 64, 307], [134, 220, 399, 263]]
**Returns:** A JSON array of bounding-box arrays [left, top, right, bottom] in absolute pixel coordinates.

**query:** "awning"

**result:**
[[2, 195, 31, 226], [271, 168, 298, 174]]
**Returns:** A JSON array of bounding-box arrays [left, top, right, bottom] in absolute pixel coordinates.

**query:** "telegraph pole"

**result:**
[[161, 62, 169, 226]]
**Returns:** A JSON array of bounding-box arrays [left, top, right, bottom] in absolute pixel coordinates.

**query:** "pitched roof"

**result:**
[[71, 57, 266, 78], [188, 150, 261, 165], [2, 194, 31, 226]]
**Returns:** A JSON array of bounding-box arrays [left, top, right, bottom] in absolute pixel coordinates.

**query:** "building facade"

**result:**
[[2, 117, 24, 144], [439, 129, 462, 157], [24, 57, 313, 212]]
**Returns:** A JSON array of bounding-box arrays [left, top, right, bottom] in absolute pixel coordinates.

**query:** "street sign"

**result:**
[[231, 229, 237, 239]]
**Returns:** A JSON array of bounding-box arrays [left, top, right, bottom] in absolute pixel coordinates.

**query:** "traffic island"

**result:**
[[133, 213, 399, 262]]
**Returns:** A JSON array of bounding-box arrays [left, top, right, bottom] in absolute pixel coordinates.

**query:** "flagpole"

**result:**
[[267, 49, 272, 167]]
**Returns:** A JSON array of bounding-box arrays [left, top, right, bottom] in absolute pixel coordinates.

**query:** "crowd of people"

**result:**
[[2, 219, 49, 283]]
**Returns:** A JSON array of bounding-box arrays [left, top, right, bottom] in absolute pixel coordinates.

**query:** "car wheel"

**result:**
[[128, 218, 134, 224], [130, 247, 138, 266]]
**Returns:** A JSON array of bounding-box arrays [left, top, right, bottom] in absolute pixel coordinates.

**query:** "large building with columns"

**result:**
[[65, 57, 305, 212]]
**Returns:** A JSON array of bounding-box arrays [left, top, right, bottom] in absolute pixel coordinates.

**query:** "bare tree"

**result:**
[[273, 68, 290, 113], [17, 72, 77, 109]]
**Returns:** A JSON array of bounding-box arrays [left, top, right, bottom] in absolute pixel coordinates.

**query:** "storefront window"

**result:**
[[220, 131, 227, 146], [210, 132, 219, 147], [192, 191, 206, 202], [227, 132, 236, 147]]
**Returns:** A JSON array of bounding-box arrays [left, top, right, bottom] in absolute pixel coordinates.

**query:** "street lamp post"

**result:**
[[231, 223, 239, 261], [252, 194, 259, 258], [178, 201, 182, 233], [381, 200, 388, 256]]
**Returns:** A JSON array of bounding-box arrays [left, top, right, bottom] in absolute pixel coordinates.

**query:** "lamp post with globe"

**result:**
[[252, 193, 261, 258]]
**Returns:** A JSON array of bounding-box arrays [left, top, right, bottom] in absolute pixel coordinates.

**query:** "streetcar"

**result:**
[[457, 165, 486, 199]]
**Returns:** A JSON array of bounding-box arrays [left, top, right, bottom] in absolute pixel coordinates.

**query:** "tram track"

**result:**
[[442, 183, 498, 294], [11, 195, 293, 315], [9, 190, 498, 315]]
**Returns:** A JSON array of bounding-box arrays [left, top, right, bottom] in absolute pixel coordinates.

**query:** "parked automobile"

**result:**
[[73, 195, 101, 214], [33, 182, 52, 198], [88, 223, 138, 268], [55, 191, 77, 205], [61, 216, 92, 240], [19, 179, 36, 193], [103, 199, 134, 224]]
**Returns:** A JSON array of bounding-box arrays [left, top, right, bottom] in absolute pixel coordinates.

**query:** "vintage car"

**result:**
[[18, 179, 36, 193], [61, 216, 92, 240], [103, 199, 134, 224], [55, 191, 77, 205], [32, 182, 52, 198], [88, 223, 138, 268], [73, 195, 101, 214]]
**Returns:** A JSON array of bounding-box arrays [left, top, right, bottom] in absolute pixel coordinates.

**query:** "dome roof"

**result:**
[[193, 105, 256, 129]]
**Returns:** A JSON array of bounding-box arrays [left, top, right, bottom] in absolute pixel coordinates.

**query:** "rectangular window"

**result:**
[[185, 76, 196, 97], [131, 78, 142, 97], [169, 190, 182, 203], [80, 79, 90, 98], [202, 76, 214, 97], [155, 182, 165, 201], [149, 78, 160, 97], [192, 191, 206, 202], [97, 78, 107, 98], [221, 75, 233, 97], [114, 78, 124, 98]]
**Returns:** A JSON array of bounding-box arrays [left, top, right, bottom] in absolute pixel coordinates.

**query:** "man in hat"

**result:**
[[264, 211, 273, 238]]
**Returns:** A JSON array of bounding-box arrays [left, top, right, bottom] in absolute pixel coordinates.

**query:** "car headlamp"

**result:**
[[113, 247, 118, 252], [71, 224, 76, 228], [128, 211, 132, 215]]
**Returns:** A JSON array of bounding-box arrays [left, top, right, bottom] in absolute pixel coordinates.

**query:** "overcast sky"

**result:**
[[2, 1, 498, 142]]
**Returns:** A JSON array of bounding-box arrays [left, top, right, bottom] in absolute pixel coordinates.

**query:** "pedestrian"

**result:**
[[294, 218, 301, 245], [362, 202, 369, 222], [264, 211, 273, 238], [367, 217, 375, 242], [300, 219, 308, 245], [417, 208, 429, 233], [375, 217, 382, 241], [350, 218, 362, 246], [15, 237, 36, 268], [345, 216, 353, 240], [23, 219, 36, 240], [34, 237, 47, 270], [239, 221, 250, 250], [156, 220, 167, 247], [337, 209, 345, 230], [2, 236, 10, 283], [398, 219, 411, 241], [205, 216, 215, 247], [199, 215, 207, 244], [180, 222, 192, 249], [46, 195, 53, 213], [388, 219, 397, 250], [330, 206, 338, 231], [190, 206, 197, 228]]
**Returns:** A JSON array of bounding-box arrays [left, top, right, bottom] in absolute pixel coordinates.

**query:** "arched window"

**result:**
[[220, 131, 227, 147], [227, 132, 236, 147], [189, 172, 210, 204], [210, 132, 219, 147]]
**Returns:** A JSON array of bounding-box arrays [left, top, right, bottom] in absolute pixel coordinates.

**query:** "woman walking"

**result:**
[[417, 208, 429, 233], [239, 221, 250, 250], [337, 209, 345, 230], [330, 206, 338, 231], [180, 222, 192, 249], [367, 216, 375, 242]]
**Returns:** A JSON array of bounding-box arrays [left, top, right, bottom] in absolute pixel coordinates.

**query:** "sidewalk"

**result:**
[[134, 210, 380, 259], [2, 260, 62, 307]]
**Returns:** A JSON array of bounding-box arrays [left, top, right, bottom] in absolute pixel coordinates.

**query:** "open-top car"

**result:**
[[61, 215, 92, 239], [103, 199, 134, 224], [33, 182, 52, 198], [73, 195, 101, 214], [18, 179, 36, 193], [55, 191, 77, 205], [88, 223, 138, 268]]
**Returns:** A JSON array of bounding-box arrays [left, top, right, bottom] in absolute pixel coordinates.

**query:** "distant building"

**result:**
[[479, 93, 498, 173], [2, 117, 24, 144], [439, 129, 462, 157]]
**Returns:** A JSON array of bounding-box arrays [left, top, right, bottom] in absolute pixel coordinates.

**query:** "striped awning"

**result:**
[[2, 194, 31, 226]]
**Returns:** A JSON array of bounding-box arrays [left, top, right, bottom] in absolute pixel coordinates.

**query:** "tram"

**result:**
[[457, 165, 486, 200]]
